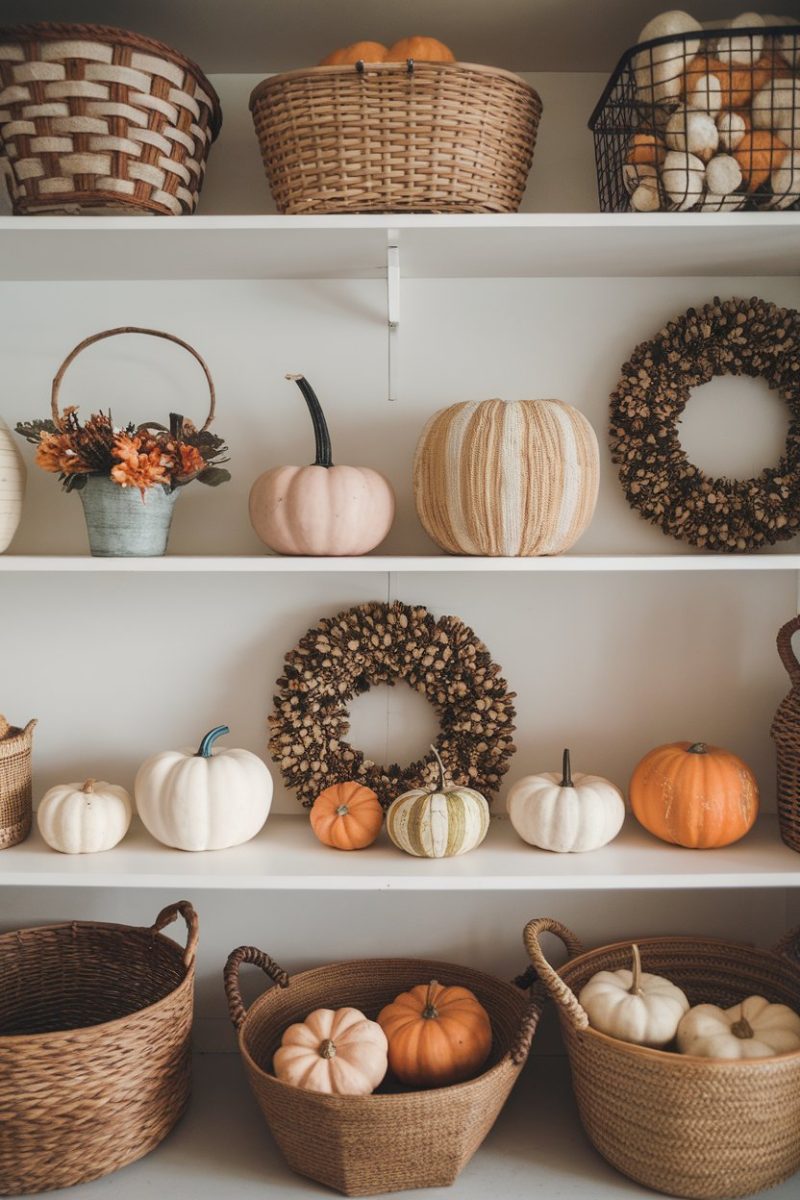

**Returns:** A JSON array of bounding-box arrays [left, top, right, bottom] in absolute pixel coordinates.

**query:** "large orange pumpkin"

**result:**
[[318, 41, 388, 66], [310, 781, 383, 850], [385, 37, 455, 63], [629, 741, 759, 849], [377, 980, 492, 1087]]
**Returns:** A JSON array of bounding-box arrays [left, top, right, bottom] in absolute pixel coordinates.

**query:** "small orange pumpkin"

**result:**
[[385, 36, 455, 63], [310, 781, 383, 850], [630, 741, 759, 849], [319, 41, 388, 66], [378, 980, 492, 1087]]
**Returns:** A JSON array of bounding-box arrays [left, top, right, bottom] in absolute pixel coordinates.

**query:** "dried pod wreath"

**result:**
[[610, 296, 800, 553], [269, 600, 516, 808]]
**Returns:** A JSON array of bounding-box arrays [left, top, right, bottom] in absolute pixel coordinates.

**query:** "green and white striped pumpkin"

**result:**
[[413, 398, 599, 557], [386, 746, 490, 859]]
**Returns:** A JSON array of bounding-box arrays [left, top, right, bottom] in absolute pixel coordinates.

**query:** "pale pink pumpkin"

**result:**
[[249, 375, 395, 556], [273, 1006, 388, 1094]]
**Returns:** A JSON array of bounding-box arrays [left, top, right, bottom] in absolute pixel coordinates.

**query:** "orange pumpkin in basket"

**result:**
[[629, 741, 759, 849], [319, 41, 388, 66], [310, 781, 383, 850], [385, 36, 455, 63], [378, 980, 492, 1087]]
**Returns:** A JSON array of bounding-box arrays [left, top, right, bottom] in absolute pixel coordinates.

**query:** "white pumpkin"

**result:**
[[273, 1007, 388, 1095], [677, 996, 800, 1059], [37, 778, 132, 854], [507, 749, 625, 853], [135, 725, 272, 851], [579, 944, 690, 1047], [386, 744, 490, 859], [0, 415, 25, 553]]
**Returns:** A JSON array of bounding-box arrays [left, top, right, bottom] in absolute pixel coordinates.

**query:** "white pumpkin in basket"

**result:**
[[37, 778, 132, 854], [677, 996, 800, 1059], [507, 750, 625, 853], [579, 943, 690, 1047], [135, 725, 272, 851]]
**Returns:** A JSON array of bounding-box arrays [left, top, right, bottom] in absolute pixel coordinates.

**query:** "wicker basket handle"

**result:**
[[51, 326, 216, 431], [777, 615, 800, 686], [523, 917, 589, 1031], [151, 900, 199, 969], [225, 945, 290, 1031], [508, 979, 547, 1064], [774, 926, 800, 963]]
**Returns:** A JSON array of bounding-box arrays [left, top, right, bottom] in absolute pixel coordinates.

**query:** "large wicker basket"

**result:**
[[0, 900, 197, 1195], [225, 946, 539, 1196], [250, 61, 541, 214], [525, 917, 800, 1200], [0, 23, 222, 215], [0, 713, 35, 848], [772, 613, 800, 852]]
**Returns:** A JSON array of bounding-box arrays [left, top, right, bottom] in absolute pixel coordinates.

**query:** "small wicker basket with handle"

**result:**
[[525, 917, 800, 1200], [0, 899, 197, 1195], [772, 613, 800, 852], [225, 946, 541, 1196], [0, 713, 35, 848]]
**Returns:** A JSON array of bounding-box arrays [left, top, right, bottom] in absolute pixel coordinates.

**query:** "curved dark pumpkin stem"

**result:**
[[196, 725, 230, 757], [560, 748, 573, 788], [286, 374, 333, 468]]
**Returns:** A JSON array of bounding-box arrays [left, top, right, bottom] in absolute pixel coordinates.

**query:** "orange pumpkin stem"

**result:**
[[629, 944, 643, 996], [319, 1038, 337, 1059], [423, 981, 440, 1019], [335, 804, 349, 816], [687, 743, 707, 755]]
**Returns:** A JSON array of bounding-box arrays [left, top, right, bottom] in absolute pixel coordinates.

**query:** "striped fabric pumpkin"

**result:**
[[386, 782, 490, 859], [413, 398, 599, 556]]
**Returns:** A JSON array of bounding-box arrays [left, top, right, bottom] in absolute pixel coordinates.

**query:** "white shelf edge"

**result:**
[[3, 554, 800, 572]]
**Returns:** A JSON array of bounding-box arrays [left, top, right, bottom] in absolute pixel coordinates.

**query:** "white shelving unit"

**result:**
[[3, 2, 800, 1197]]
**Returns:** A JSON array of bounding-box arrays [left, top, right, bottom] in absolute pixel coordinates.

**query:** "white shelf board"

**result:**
[[2, 815, 797, 891], [3, 553, 800, 572], [1, 214, 799, 281], [43, 1051, 800, 1200]]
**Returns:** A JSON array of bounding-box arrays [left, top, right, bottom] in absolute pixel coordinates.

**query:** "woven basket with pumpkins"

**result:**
[[250, 37, 542, 213], [224, 943, 540, 1196]]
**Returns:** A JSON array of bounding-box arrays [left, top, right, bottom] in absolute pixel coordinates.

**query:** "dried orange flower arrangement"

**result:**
[[16, 407, 230, 496]]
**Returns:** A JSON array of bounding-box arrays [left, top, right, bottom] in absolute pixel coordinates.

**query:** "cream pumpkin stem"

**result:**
[[629, 943, 643, 996], [286, 374, 334, 468], [319, 1038, 337, 1059], [731, 1007, 754, 1039], [423, 981, 440, 1020], [430, 744, 448, 791], [80, 779, 95, 794], [560, 748, 573, 788]]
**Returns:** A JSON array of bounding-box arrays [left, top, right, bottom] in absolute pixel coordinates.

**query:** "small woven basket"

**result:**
[[772, 613, 800, 852], [224, 947, 540, 1196], [0, 23, 222, 215], [0, 900, 197, 1195], [250, 61, 542, 214], [0, 714, 35, 848], [525, 917, 800, 1200]]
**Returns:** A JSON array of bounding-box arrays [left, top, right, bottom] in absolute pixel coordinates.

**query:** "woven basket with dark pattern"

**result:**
[[772, 613, 800, 852], [0, 23, 221, 214], [526, 917, 800, 1200], [0, 901, 197, 1195]]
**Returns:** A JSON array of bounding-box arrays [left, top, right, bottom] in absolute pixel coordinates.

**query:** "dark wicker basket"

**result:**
[[526, 917, 800, 1200], [0, 900, 197, 1195], [772, 613, 800, 851], [589, 23, 799, 213], [225, 947, 540, 1196]]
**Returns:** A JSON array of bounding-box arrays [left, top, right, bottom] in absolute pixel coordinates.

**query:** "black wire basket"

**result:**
[[589, 23, 799, 213]]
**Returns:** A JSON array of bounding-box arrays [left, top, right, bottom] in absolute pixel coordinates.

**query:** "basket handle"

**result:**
[[0, 716, 37, 741], [522, 917, 589, 1031], [508, 976, 547, 1065], [51, 326, 216, 431], [774, 926, 800, 963], [225, 945, 290, 1031], [151, 900, 199, 969], [777, 615, 800, 687]]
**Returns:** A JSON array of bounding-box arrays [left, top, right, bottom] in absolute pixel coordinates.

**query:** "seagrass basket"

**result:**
[[0, 23, 221, 215], [225, 946, 540, 1196], [772, 612, 800, 852], [250, 61, 542, 213], [0, 900, 197, 1195], [0, 713, 35, 848], [525, 917, 800, 1200]]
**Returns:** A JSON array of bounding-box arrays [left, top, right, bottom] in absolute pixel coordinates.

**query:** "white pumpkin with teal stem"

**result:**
[[135, 725, 273, 851], [386, 745, 490, 858]]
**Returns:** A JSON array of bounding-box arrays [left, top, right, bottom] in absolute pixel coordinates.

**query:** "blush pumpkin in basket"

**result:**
[[629, 740, 759, 849], [310, 782, 383, 850], [273, 1007, 388, 1095], [378, 980, 492, 1087]]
